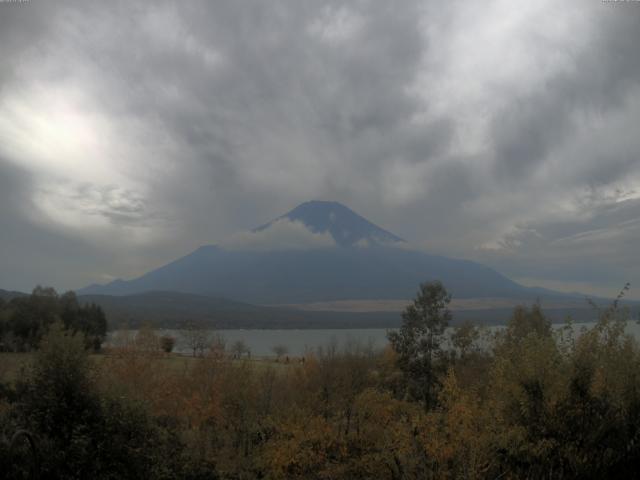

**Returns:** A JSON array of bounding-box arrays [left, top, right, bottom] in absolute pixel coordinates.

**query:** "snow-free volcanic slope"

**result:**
[[255, 200, 405, 247]]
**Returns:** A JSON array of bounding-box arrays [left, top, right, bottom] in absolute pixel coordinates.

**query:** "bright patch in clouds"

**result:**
[[0, 86, 116, 183], [0, 83, 174, 243]]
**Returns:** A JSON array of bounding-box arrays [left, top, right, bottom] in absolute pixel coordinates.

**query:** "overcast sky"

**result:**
[[1, 0, 639, 299]]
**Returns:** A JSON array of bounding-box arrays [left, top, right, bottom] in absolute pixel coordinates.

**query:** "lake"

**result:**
[[108, 320, 640, 357]]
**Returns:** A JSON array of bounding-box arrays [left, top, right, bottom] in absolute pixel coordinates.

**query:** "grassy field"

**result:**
[[0, 352, 34, 385], [0, 351, 293, 387]]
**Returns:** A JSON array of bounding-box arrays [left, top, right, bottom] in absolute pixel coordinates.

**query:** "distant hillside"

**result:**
[[2, 287, 634, 330], [78, 290, 402, 329], [0, 288, 28, 301], [79, 290, 631, 330]]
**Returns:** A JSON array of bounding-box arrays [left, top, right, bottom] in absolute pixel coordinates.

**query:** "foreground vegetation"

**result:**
[[1, 283, 640, 478]]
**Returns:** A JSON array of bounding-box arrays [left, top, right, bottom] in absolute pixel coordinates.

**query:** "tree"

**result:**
[[231, 340, 249, 359], [181, 321, 211, 357], [271, 344, 288, 361], [3, 288, 107, 352], [451, 320, 480, 359], [210, 333, 226, 358], [0, 299, 6, 350], [503, 303, 551, 344], [78, 302, 108, 351], [160, 335, 176, 353], [135, 324, 160, 354], [387, 281, 452, 409], [7, 286, 60, 350], [60, 292, 107, 351]]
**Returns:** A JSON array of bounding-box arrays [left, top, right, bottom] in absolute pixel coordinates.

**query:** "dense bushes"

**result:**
[[2, 323, 199, 479]]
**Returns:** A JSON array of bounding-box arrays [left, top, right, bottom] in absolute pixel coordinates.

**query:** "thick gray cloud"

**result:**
[[0, 0, 639, 298], [221, 219, 335, 251]]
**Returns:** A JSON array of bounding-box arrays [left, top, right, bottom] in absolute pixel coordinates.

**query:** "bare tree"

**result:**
[[181, 321, 211, 357], [135, 323, 160, 354], [209, 332, 226, 359], [231, 339, 249, 359], [271, 344, 288, 361]]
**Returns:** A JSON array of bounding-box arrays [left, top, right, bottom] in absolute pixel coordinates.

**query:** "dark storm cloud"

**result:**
[[0, 0, 639, 297]]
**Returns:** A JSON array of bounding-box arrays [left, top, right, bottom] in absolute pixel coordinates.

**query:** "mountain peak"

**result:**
[[255, 200, 405, 247]]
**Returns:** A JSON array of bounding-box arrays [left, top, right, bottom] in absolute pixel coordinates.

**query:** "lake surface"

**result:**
[[108, 320, 640, 357]]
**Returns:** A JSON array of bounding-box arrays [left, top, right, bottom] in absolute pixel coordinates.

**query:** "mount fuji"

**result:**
[[255, 200, 405, 247], [79, 201, 542, 304]]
